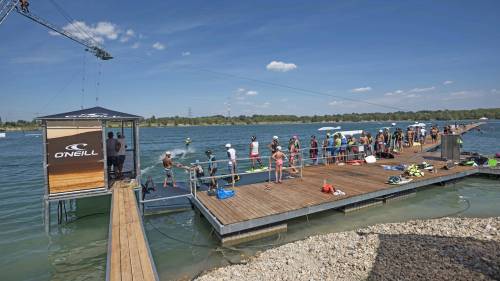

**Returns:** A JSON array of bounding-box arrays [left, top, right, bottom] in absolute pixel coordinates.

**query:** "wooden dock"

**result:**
[[107, 181, 158, 281], [191, 123, 491, 237]]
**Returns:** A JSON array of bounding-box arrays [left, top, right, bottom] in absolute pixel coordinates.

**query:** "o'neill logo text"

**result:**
[[54, 143, 98, 158]]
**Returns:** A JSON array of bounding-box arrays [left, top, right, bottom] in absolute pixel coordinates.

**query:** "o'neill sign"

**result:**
[[54, 143, 99, 158], [46, 122, 105, 194]]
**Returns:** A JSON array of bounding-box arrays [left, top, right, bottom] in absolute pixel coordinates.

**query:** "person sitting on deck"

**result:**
[[162, 151, 177, 188], [272, 146, 286, 184], [249, 136, 264, 170], [141, 176, 156, 201], [192, 160, 205, 187]]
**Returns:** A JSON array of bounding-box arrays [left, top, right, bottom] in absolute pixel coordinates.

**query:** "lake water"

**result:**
[[0, 121, 498, 281]]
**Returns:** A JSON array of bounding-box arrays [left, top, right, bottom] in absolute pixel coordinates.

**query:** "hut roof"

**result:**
[[37, 106, 142, 121]]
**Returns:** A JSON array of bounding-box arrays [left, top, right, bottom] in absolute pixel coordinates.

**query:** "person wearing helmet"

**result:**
[[272, 146, 285, 183], [185, 137, 192, 151], [226, 144, 239, 182], [162, 151, 177, 188], [268, 136, 280, 154], [205, 150, 218, 189], [249, 136, 264, 170]]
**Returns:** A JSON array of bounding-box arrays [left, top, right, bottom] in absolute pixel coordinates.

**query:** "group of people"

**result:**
[[159, 123, 457, 188], [161, 135, 305, 187], [106, 131, 127, 179]]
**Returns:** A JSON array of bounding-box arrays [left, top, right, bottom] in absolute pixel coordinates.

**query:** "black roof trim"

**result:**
[[37, 106, 142, 120]]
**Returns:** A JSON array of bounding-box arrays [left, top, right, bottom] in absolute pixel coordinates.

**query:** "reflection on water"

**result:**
[[0, 121, 498, 281]]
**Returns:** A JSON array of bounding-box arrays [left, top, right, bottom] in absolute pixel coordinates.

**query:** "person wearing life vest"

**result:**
[[309, 135, 318, 165], [249, 136, 264, 170], [268, 136, 280, 154], [205, 150, 218, 190], [339, 133, 347, 162], [333, 134, 341, 163]]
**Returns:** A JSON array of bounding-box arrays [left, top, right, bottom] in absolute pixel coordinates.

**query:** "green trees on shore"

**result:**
[[1, 108, 498, 130], [142, 108, 500, 127]]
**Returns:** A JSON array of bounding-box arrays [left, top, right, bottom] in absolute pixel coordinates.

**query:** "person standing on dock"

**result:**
[[116, 132, 127, 179], [249, 136, 264, 170], [162, 151, 177, 188], [106, 132, 118, 178], [309, 135, 318, 165], [431, 126, 439, 143], [272, 146, 285, 183], [205, 150, 218, 190], [226, 144, 239, 183], [269, 136, 280, 154]]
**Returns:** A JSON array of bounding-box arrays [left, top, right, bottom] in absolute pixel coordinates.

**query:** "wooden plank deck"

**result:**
[[194, 123, 485, 235], [108, 181, 158, 281]]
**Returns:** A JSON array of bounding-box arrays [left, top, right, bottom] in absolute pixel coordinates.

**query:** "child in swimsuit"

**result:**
[[272, 146, 285, 183]]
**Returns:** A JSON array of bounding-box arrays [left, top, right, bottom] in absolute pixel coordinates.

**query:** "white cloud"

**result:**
[[181, 51, 191, 56], [491, 89, 499, 93], [450, 91, 467, 97], [408, 86, 435, 93], [120, 29, 135, 42], [266, 61, 297, 72], [234, 88, 258, 100], [280, 98, 289, 102], [48, 21, 140, 47], [329, 100, 341, 106], [131, 42, 140, 49], [152, 42, 166, 50], [443, 80, 454, 85], [384, 92, 394, 96], [350, 86, 372, 93], [395, 90, 404, 94], [260, 102, 271, 108]]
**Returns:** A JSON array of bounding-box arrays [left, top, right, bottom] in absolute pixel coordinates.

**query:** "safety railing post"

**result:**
[[193, 169, 197, 199], [189, 169, 192, 195], [300, 148, 304, 178], [268, 156, 271, 183]]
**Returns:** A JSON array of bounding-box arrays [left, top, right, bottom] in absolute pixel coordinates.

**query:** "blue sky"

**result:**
[[1, 0, 499, 120]]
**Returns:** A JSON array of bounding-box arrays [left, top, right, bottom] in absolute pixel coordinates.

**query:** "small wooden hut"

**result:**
[[37, 106, 142, 230]]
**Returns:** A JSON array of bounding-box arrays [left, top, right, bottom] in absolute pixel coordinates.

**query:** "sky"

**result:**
[[1, 0, 500, 120]]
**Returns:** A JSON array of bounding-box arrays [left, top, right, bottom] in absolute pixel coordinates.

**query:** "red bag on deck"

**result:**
[[322, 183, 335, 193]]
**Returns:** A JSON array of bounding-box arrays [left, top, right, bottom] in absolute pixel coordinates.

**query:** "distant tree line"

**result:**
[[141, 108, 500, 127], [1, 108, 498, 129]]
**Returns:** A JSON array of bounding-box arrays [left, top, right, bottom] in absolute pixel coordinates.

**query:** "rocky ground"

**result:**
[[196, 217, 500, 281]]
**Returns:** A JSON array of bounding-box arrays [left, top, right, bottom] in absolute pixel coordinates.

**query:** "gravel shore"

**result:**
[[196, 217, 500, 281]]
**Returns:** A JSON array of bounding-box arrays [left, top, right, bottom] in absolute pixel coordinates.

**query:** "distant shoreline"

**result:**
[[0, 118, 495, 131]]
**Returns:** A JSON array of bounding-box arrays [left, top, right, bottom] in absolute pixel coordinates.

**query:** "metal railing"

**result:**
[[140, 143, 374, 204]]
